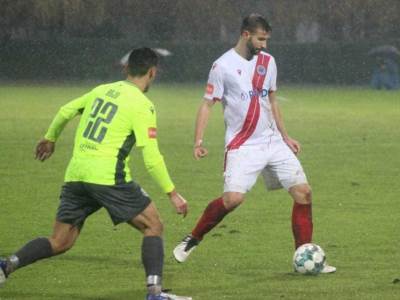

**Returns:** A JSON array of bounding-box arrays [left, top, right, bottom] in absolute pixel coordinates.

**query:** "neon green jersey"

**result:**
[[45, 81, 174, 192]]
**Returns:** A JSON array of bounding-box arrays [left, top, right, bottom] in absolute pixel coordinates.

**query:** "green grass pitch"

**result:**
[[0, 83, 399, 300]]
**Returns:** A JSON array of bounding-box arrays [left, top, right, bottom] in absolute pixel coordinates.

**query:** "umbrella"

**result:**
[[120, 48, 173, 66], [368, 45, 400, 57]]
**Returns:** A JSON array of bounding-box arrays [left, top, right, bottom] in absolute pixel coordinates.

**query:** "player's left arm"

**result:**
[[134, 106, 188, 217], [269, 91, 301, 154], [36, 91, 92, 161], [268, 57, 301, 155], [141, 141, 188, 216]]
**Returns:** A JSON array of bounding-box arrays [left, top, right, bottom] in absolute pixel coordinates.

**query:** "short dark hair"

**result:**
[[127, 47, 158, 77], [241, 14, 272, 34]]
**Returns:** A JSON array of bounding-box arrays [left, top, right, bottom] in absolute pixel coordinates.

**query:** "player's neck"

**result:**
[[234, 41, 252, 60], [126, 75, 147, 92]]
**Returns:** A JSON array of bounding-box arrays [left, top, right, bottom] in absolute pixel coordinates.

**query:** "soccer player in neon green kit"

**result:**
[[0, 48, 192, 300]]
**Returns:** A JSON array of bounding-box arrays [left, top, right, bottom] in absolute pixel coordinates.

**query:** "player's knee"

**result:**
[[154, 220, 164, 235], [304, 187, 312, 203], [146, 219, 164, 236], [302, 185, 312, 203], [49, 237, 75, 254], [291, 184, 312, 204], [223, 192, 245, 210]]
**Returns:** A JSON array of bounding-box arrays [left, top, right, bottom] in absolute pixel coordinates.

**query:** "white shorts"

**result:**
[[223, 141, 308, 193]]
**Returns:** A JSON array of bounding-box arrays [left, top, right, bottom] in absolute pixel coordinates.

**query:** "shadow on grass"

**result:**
[[271, 272, 332, 281], [53, 254, 133, 266], [0, 289, 144, 300]]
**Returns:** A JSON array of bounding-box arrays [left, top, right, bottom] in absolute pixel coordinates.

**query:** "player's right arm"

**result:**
[[35, 91, 92, 161], [193, 99, 215, 160], [194, 62, 224, 160]]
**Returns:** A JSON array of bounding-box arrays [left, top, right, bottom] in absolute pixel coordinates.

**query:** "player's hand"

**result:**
[[35, 138, 55, 161], [283, 136, 301, 155], [168, 190, 188, 218], [193, 146, 208, 160]]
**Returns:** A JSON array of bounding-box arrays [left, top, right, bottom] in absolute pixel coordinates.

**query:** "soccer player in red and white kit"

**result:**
[[173, 14, 336, 273]]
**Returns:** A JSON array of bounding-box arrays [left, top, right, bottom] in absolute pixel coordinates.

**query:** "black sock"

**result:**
[[142, 236, 163, 278], [14, 237, 53, 270]]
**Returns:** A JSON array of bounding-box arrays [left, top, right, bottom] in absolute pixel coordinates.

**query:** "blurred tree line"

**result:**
[[0, 0, 399, 44]]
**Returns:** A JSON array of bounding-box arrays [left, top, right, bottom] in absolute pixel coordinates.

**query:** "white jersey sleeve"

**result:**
[[204, 62, 224, 101], [269, 57, 278, 92]]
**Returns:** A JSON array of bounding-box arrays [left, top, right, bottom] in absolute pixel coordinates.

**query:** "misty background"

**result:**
[[0, 0, 399, 84]]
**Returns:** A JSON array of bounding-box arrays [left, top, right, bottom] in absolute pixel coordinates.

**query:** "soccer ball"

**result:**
[[293, 243, 326, 275]]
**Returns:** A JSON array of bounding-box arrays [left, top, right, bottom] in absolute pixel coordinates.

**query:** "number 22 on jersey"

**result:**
[[83, 98, 118, 143]]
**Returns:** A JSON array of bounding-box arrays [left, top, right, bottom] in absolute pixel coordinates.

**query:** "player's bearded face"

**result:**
[[246, 29, 269, 56], [246, 38, 259, 56]]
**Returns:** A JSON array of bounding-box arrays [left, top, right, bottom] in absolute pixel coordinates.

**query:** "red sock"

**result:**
[[191, 197, 230, 240], [292, 202, 313, 249]]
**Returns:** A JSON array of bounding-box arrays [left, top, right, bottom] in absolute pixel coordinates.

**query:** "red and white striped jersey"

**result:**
[[204, 48, 282, 149]]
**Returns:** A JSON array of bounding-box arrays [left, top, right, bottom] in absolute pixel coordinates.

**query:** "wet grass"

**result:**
[[0, 83, 399, 299]]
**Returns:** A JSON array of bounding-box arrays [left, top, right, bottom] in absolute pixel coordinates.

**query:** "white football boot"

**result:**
[[321, 262, 337, 273], [173, 235, 199, 263], [160, 292, 192, 300]]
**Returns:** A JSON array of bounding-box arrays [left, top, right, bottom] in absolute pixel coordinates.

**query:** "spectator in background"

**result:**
[[371, 56, 399, 90]]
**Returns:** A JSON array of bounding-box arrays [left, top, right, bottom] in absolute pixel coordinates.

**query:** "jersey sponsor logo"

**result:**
[[241, 89, 269, 101], [148, 127, 157, 138], [249, 88, 268, 98], [256, 65, 267, 76], [206, 83, 214, 95], [79, 142, 98, 151]]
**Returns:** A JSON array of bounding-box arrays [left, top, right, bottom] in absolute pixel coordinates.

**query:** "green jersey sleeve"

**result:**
[[133, 105, 175, 193], [131, 105, 155, 147], [142, 142, 175, 194], [45, 91, 92, 142]]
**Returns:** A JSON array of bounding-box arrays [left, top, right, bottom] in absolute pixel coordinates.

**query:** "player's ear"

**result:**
[[148, 66, 157, 80], [122, 64, 128, 76], [242, 30, 251, 39]]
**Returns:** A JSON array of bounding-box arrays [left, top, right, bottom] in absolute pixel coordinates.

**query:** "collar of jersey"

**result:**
[[231, 48, 255, 63], [123, 80, 140, 89]]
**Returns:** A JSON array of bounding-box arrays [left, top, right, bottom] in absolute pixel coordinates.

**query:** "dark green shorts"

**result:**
[[56, 181, 151, 229]]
